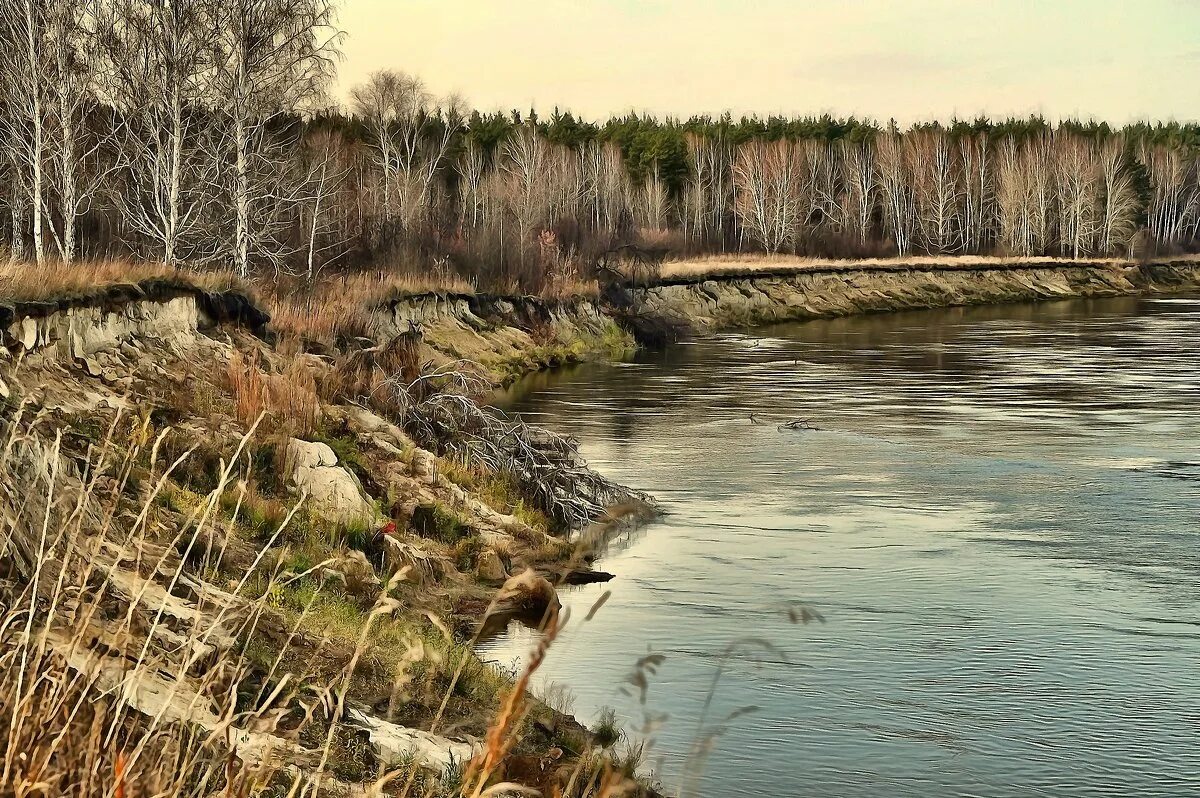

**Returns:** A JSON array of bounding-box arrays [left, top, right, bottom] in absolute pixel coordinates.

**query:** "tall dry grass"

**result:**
[[226, 349, 321, 438], [656, 252, 1142, 280], [262, 271, 476, 345], [0, 403, 655, 798], [0, 258, 247, 302], [0, 412, 314, 797]]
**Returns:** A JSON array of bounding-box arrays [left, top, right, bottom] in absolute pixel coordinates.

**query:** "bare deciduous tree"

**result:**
[[98, 0, 219, 265], [209, 0, 341, 275], [957, 133, 991, 253], [1097, 136, 1139, 256], [1140, 140, 1200, 250], [907, 128, 959, 254], [296, 127, 352, 278], [876, 130, 914, 256], [350, 69, 426, 228], [733, 139, 811, 253], [838, 138, 876, 246], [0, 0, 50, 263]]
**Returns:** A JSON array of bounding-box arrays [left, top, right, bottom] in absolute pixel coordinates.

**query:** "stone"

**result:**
[[476, 549, 507, 582], [344, 708, 478, 774], [284, 438, 377, 525], [82, 357, 103, 377], [382, 536, 447, 585], [409, 448, 439, 484], [18, 317, 37, 350]]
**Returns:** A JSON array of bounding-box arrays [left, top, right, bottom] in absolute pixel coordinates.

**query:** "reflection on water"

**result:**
[[479, 295, 1200, 798]]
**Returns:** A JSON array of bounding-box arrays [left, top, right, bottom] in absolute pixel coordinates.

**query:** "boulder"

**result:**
[[284, 439, 377, 525], [476, 549, 507, 582]]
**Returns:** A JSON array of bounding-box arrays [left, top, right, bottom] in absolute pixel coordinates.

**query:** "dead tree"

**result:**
[[386, 363, 653, 530]]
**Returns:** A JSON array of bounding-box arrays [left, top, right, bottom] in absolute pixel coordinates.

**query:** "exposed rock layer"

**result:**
[[622, 260, 1200, 333]]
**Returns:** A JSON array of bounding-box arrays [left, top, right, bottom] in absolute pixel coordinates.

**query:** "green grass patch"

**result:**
[[411, 501, 474, 545]]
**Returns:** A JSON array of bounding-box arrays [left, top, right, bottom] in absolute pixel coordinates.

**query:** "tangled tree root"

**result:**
[[385, 363, 654, 531]]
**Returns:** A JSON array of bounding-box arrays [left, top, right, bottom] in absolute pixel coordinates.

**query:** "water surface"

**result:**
[[481, 296, 1200, 798]]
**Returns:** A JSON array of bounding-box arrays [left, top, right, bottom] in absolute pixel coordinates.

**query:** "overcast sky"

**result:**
[[336, 0, 1200, 125]]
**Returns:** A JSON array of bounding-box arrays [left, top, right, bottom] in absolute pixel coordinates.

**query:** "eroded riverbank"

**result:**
[[382, 260, 1200, 372]]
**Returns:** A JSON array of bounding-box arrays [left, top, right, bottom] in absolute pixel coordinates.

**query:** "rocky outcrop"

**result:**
[[284, 438, 378, 525], [0, 282, 269, 362], [374, 260, 1200, 355], [3, 295, 206, 362]]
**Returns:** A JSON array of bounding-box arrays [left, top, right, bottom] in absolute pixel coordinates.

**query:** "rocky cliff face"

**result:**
[[624, 260, 1200, 334], [376, 292, 633, 385], [369, 261, 1200, 354]]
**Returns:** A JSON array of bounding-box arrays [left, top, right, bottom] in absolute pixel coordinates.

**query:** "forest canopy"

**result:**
[[3, 1, 1200, 294]]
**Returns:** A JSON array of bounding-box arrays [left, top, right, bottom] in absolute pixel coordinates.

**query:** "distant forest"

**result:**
[[4, 1, 1200, 292]]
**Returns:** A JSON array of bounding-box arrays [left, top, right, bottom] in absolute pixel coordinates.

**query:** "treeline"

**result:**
[[4, 1, 1200, 292]]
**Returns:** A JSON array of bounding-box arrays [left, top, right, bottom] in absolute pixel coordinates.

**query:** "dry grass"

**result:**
[[226, 349, 321, 438], [262, 271, 475, 345], [0, 257, 246, 302], [0, 397, 650, 798], [0, 417, 309, 797], [656, 252, 1147, 280]]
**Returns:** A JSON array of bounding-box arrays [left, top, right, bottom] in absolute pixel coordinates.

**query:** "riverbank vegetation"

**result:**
[[3, 2, 1200, 300], [0, 266, 662, 794]]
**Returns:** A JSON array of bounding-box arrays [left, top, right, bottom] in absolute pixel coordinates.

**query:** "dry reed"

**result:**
[[0, 258, 246, 302], [226, 349, 321, 438]]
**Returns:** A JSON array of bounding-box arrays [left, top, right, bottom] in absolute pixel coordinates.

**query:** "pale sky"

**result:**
[[335, 0, 1200, 125]]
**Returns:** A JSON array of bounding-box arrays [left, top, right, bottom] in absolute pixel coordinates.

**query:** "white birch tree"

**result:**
[[209, 0, 340, 275]]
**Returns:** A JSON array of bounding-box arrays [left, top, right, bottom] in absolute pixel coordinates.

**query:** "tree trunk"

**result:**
[[22, 0, 44, 264], [10, 198, 26, 261], [58, 91, 77, 263], [235, 113, 250, 276], [166, 90, 183, 265]]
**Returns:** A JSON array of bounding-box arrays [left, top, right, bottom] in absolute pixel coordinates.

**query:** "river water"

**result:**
[[480, 295, 1200, 798]]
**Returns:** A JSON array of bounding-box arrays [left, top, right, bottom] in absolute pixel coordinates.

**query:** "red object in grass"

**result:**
[[379, 521, 398, 537], [115, 751, 128, 798]]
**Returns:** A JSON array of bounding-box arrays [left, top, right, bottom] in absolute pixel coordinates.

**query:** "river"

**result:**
[[480, 295, 1200, 798]]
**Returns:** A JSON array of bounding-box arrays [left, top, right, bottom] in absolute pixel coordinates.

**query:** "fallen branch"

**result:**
[[777, 418, 818, 432], [382, 367, 654, 531]]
